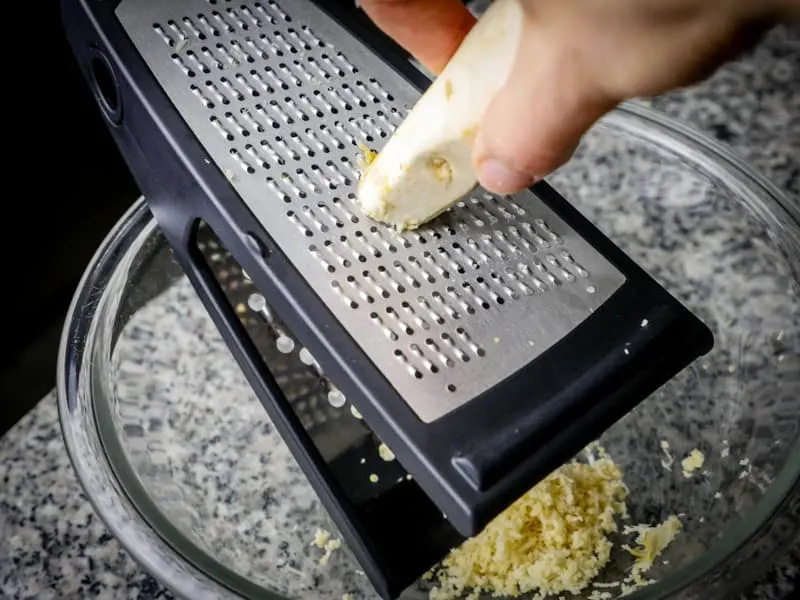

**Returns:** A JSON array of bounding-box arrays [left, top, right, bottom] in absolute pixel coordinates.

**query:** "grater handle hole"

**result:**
[[88, 48, 121, 124]]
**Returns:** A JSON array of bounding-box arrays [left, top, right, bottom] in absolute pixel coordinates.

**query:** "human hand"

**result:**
[[360, 0, 798, 195]]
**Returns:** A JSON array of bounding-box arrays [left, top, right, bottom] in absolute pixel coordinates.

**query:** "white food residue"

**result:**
[[659, 440, 674, 472], [311, 528, 342, 566], [681, 449, 705, 478], [620, 515, 682, 595], [378, 443, 395, 462]]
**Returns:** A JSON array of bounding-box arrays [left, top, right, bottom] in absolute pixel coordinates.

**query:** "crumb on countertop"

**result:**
[[660, 440, 674, 472], [311, 528, 342, 566], [681, 449, 705, 478], [312, 528, 330, 550]]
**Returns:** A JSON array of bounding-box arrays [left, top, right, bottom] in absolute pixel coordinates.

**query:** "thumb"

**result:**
[[473, 24, 618, 195]]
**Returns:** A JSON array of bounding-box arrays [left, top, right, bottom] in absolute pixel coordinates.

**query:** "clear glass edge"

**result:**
[[56, 201, 238, 600]]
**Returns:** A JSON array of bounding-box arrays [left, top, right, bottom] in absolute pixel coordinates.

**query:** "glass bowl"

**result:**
[[58, 101, 800, 600]]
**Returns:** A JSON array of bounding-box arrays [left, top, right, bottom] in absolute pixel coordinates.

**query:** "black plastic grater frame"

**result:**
[[61, 0, 714, 597]]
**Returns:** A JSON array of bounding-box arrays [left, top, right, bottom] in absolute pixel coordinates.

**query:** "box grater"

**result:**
[[62, 0, 714, 597]]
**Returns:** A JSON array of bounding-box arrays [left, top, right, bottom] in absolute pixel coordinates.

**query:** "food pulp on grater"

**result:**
[[357, 142, 378, 178], [426, 444, 682, 600]]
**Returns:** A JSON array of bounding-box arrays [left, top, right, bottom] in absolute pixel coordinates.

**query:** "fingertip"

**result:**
[[476, 157, 538, 195], [473, 127, 560, 195], [359, 0, 476, 74]]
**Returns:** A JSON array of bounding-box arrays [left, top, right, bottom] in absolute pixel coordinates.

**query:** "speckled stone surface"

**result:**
[[1, 17, 799, 600], [1, 389, 798, 600]]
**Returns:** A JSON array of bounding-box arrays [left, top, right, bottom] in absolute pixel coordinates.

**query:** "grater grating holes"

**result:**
[[129, 0, 624, 419], [194, 223, 359, 439]]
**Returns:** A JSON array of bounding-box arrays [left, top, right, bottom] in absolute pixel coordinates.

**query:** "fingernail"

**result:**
[[477, 159, 537, 194]]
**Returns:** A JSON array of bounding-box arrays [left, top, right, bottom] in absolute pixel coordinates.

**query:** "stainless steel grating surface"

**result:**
[[118, 0, 626, 423]]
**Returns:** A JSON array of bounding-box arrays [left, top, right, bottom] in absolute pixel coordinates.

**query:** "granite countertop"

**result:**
[[1, 17, 798, 600]]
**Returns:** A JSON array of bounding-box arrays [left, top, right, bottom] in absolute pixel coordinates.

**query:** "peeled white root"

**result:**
[[356, 0, 524, 230]]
